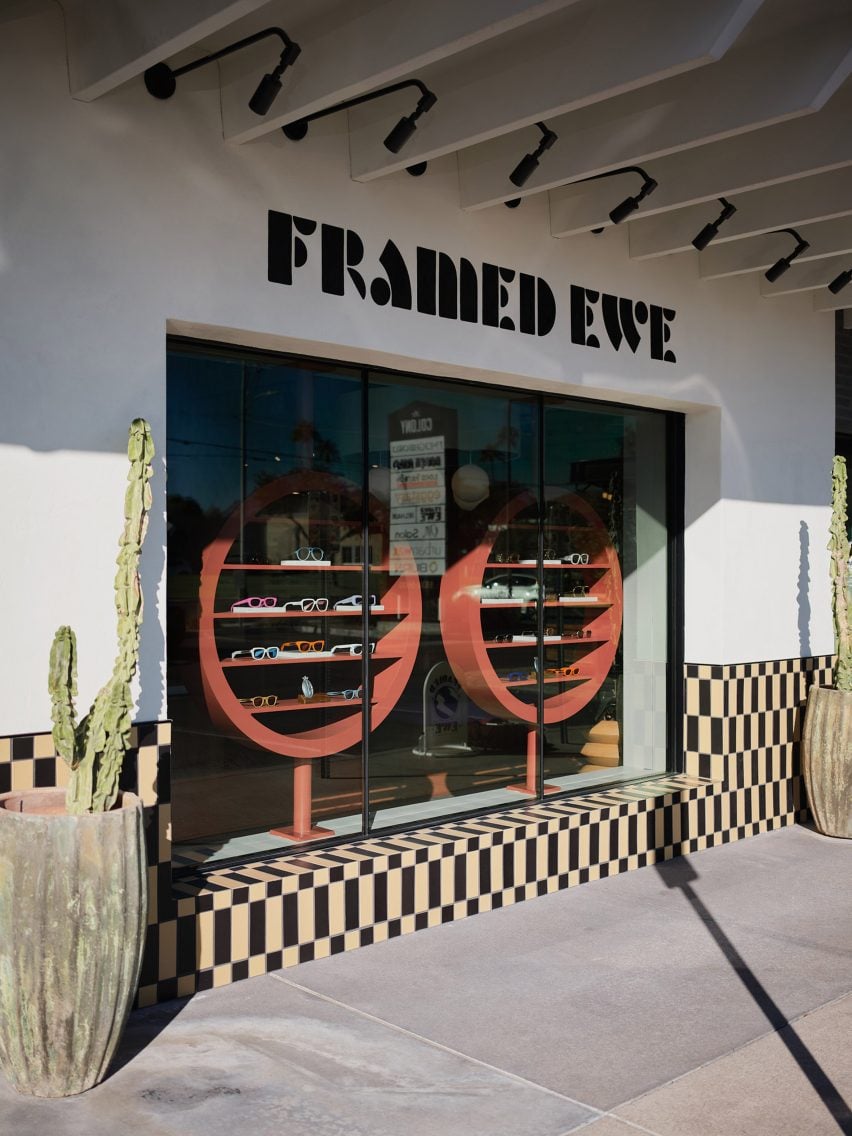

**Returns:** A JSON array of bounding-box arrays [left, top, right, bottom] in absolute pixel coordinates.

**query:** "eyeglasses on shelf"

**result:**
[[293, 547, 325, 561], [230, 647, 280, 660], [238, 695, 278, 707], [279, 640, 326, 653], [230, 596, 277, 611], [283, 597, 329, 611], [329, 642, 376, 656]]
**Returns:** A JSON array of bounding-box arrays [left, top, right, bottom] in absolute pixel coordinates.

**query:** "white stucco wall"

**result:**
[[0, 8, 835, 736]]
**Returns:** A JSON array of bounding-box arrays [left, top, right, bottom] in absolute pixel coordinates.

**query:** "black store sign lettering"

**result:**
[[268, 210, 676, 363]]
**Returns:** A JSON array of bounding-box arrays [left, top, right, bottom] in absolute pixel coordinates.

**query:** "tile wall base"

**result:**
[[0, 654, 829, 1007]]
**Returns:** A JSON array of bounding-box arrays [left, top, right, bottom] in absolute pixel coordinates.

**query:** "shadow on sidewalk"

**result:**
[[107, 996, 192, 1079], [655, 856, 852, 1136]]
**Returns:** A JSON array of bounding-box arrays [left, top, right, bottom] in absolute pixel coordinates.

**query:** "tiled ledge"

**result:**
[[143, 773, 740, 1003]]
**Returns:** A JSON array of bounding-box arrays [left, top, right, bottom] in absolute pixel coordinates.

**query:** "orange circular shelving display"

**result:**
[[198, 471, 422, 762], [439, 490, 622, 725]]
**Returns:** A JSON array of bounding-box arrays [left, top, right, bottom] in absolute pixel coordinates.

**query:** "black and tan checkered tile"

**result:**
[[0, 654, 830, 1007]]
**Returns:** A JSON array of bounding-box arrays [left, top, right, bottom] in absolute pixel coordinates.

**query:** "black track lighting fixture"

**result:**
[[579, 166, 658, 227], [691, 198, 737, 251], [504, 198, 522, 209], [828, 268, 852, 295], [144, 27, 301, 116], [764, 228, 810, 283], [282, 80, 437, 154], [508, 122, 558, 188], [406, 162, 428, 177]]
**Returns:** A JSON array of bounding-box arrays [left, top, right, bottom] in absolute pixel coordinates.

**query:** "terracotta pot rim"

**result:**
[[0, 788, 142, 817]]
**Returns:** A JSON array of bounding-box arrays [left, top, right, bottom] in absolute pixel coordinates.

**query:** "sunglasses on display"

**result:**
[[563, 553, 590, 565], [230, 647, 280, 660], [329, 642, 376, 656], [566, 629, 593, 639], [333, 594, 377, 609], [491, 633, 513, 642], [493, 551, 518, 564], [230, 596, 277, 611], [283, 597, 329, 612], [327, 688, 362, 700], [545, 666, 579, 677], [279, 640, 326, 653], [238, 695, 278, 707], [542, 548, 557, 560], [293, 547, 325, 561], [570, 586, 590, 597], [504, 670, 529, 682]]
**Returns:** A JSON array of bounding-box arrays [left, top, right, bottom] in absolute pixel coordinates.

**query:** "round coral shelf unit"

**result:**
[[198, 470, 422, 840], [440, 490, 622, 792]]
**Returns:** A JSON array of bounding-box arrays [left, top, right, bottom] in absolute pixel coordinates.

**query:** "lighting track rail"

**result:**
[[144, 27, 301, 116], [281, 79, 438, 157]]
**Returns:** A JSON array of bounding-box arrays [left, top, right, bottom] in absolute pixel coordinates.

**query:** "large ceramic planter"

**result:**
[[0, 788, 148, 1096], [801, 685, 852, 839]]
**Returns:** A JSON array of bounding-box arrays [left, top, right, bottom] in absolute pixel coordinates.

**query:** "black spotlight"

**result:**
[[406, 162, 428, 177], [504, 198, 522, 209], [385, 88, 437, 153], [828, 268, 852, 295], [692, 197, 737, 251], [577, 166, 658, 229], [144, 27, 300, 116], [607, 168, 657, 224], [281, 80, 437, 155], [509, 122, 558, 188], [764, 228, 810, 283]]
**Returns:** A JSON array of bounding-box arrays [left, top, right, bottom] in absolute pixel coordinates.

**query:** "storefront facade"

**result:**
[[0, 2, 842, 1004]]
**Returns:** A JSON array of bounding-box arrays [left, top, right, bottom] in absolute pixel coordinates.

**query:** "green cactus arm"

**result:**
[[65, 419, 155, 814], [830, 456, 852, 692], [48, 626, 78, 770]]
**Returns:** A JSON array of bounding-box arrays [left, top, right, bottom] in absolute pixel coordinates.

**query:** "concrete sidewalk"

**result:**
[[1, 824, 850, 1136]]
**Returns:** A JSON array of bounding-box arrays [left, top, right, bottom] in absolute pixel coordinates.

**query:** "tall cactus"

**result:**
[[48, 420, 155, 814], [830, 455, 852, 693]]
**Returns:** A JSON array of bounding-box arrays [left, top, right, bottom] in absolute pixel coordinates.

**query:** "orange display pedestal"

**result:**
[[198, 471, 422, 843]]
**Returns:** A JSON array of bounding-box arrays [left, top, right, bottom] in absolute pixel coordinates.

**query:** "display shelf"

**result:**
[[479, 598, 612, 609], [484, 561, 607, 570], [484, 637, 604, 649], [214, 607, 388, 619], [500, 676, 587, 688], [240, 697, 375, 714], [221, 651, 397, 667], [221, 563, 382, 572]]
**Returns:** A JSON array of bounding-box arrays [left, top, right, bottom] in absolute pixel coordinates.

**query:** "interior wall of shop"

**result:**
[[0, 7, 835, 738]]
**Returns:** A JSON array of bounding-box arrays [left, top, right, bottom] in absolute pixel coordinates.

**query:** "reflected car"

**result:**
[[479, 572, 539, 602]]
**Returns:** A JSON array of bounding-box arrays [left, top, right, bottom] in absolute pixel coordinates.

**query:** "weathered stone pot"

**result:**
[[0, 788, 147, 1096], [801, 685, 852, 839]]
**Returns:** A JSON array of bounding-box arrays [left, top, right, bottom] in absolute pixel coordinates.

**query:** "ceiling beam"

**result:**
[[698, 216, 852, 278], [457, 17, 852, 210], [759, 254, 852, 297], [627, 167, 852, 259], [548, 84, 852, 236], [220, 0, 578, 144], [63, 0, 270, 101], [813, 290, 852, 312], [346, 0, 762, 181]]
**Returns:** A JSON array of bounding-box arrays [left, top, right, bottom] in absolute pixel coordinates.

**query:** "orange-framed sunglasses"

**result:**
[[544, 666, 579, 677], [279, 640, 325, 653]]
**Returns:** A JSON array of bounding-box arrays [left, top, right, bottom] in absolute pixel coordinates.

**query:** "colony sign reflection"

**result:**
[[268, 210, 677, 362]]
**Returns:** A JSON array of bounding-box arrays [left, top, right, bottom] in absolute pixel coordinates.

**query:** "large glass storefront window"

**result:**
[[167, 341, 677, 864]]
